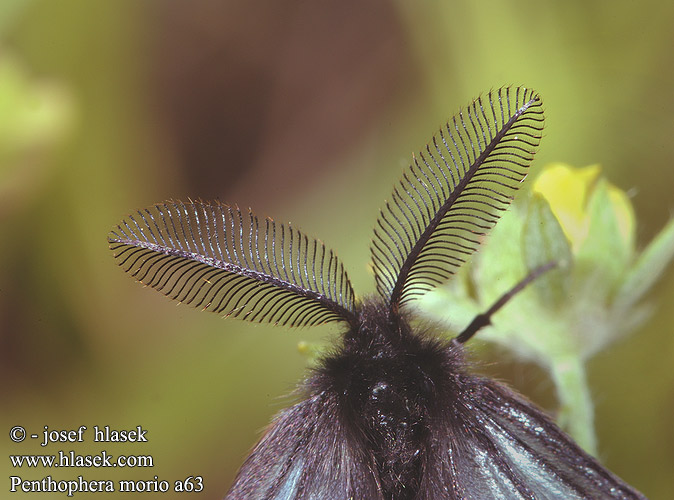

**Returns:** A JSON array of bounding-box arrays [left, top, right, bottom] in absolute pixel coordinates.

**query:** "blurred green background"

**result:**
[[2, 1, 673, 498]]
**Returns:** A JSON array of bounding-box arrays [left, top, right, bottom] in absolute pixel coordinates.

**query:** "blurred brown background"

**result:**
[[1, 1, 673, 498]]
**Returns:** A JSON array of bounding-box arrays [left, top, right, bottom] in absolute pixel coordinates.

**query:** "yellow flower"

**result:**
[[532, 163, 634, 254]]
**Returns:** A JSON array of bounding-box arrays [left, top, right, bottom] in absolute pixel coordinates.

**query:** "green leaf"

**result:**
[[522, 194, 572, 306], [613, 217, 674, 310], [474, 204, 526, 304], [575, 180, 634, 300]]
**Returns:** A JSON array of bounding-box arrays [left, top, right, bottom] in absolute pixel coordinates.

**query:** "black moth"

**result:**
[[109, 87, 646, 499]]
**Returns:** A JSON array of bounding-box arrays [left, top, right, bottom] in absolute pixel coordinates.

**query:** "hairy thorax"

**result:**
[[318, 300, 460, 499]]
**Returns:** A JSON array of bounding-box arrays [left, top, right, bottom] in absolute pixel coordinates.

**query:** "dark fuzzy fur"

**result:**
[[317, 301, 459, 498]]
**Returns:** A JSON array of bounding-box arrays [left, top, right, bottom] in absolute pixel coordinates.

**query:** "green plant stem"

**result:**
[[550, 356, 597, 456]]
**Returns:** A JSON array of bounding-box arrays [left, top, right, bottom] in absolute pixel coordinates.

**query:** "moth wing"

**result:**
[[225, 391, 383, 500], [420, 377, 646, 500]]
